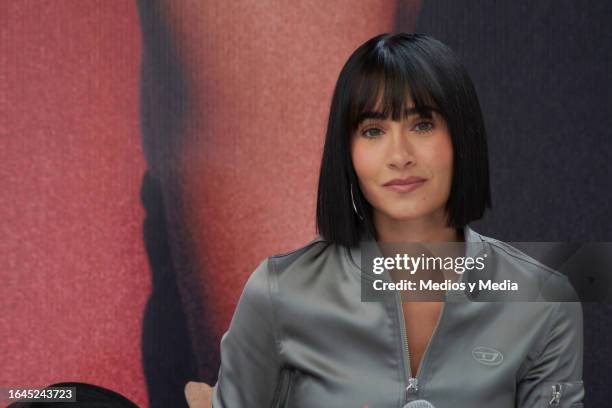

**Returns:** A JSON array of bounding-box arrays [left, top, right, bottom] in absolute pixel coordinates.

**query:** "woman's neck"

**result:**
[[373, 210, 464, 243]]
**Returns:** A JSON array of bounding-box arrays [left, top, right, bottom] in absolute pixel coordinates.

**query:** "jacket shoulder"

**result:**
[[268, 235, 332, 273], [476, 232, 579, 301], [478, 233, 565, 279]]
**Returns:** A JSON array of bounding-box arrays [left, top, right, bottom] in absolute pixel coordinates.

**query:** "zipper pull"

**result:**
[[406, 377, 419, 394], [549, 383, 562, 406]]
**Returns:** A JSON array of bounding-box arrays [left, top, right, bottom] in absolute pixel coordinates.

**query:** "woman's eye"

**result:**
[[362, 127, 383, 138], [414, 120, 434, 133]]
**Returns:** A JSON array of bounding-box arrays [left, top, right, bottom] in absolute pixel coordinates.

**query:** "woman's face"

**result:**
[[350, 100, 454, 225]]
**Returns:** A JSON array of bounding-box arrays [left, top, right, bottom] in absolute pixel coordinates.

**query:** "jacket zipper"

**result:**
[[394, 283, 448, 404], [393, 246, 484, 404], [549, 383, 562, 406], [360, 266, 448, 405], [355, 235, 484, 406], [356, 242, 472, 405]]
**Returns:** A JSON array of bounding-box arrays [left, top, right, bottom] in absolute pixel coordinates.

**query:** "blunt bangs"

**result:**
[[347, 40, 446, 135]]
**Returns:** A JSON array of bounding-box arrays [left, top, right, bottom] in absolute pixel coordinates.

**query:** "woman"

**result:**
[[197, 33, 584, 407]]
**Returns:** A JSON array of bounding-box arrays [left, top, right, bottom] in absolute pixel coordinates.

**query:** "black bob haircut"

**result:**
[[316, 33, 492, 248]]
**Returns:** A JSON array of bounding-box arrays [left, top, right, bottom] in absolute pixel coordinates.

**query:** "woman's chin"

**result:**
[[380, 210, 430, 223]]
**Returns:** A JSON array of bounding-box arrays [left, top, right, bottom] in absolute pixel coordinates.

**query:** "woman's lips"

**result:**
[[383, 180, 426, 193]]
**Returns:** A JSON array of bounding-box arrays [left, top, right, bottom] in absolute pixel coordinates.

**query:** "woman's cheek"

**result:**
[[352, 144, 377, 185]]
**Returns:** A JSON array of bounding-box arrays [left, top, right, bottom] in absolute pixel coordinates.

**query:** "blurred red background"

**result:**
[[1, 1, 415, 406], [1, 1, 147, 405]]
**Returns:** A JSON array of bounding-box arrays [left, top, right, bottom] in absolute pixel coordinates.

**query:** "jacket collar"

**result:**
[[349, 223, 486, 264], [348, 223, 490, 300]]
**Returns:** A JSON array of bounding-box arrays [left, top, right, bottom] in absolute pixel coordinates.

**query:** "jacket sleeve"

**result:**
[[212, 257, 283, 407], [515, 298, 585, 407]]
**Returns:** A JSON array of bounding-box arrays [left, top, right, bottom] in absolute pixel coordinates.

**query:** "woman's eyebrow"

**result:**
[[357, 106, 438, 125]]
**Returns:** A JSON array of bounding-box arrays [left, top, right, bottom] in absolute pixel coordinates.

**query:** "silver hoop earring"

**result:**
[[350, 184, 364, 221]]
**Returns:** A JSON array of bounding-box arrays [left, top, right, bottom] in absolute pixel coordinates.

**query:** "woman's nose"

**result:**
[[387, 130, 415, 169]]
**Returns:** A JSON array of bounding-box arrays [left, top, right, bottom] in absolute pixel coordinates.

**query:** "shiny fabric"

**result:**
[[212, 225, 584, 407]]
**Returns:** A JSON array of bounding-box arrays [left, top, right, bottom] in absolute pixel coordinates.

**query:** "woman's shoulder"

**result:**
[[477, 230, 562, 276], [267, 234, 335, 276], [244, 235, 344, 295], [473, 228, 578, 302], [237, 236, 344, 309], [270, 234, 330, 258]]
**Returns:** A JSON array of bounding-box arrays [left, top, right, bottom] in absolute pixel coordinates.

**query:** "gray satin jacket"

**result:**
[[211, 225, 584, 407]]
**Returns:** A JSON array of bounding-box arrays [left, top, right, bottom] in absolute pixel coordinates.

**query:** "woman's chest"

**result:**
[[277, 300, 544, 407], [401, 301, 445, 376]]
